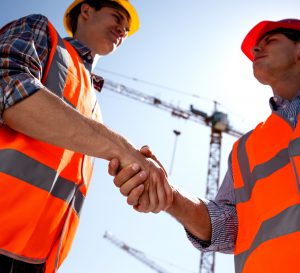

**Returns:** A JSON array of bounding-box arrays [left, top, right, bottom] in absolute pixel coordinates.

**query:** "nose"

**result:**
[[116, 24, 128, 39], [251, 45, 261, 56]]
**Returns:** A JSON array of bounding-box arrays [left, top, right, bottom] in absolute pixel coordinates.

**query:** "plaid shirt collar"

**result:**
[[64, 37, 104, 92]]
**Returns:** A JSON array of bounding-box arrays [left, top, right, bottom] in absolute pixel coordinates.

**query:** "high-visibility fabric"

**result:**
[[232, 113, 300, 273], [0, 20, 101, 272]]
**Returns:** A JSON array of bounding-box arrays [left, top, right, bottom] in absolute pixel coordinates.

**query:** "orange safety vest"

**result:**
[[232, 112, 300, 273], [0, 21, 101, 272]]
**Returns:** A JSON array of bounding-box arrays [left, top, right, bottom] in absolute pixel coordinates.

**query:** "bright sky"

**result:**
[[1, 1, 299, 273]]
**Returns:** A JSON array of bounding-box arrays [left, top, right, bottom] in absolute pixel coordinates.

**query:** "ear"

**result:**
[[296, 42, 300, 62], [80, 3, 91, 20]]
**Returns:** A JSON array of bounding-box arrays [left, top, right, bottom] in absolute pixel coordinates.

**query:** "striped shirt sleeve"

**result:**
[[186, 152, 238, 254], [0, 14, 50, 123]]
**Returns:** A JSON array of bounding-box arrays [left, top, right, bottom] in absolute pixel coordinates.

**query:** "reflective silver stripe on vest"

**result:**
[[44, 34, 76, 109], [0, 149, 84, 216], [289, 137, 300, 156], [44, 35, 68, 98], [235, 132, 291, 204], [74, 188, 84, 216], [235, 203, 300, 273], [234, 132, 252, 203], [289, 137, 300, 192]]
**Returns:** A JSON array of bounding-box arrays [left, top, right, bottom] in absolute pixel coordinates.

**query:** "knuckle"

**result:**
[[119, 187, 128, 196], [127, 198, 135, 206], [113, 177, 119, 186]]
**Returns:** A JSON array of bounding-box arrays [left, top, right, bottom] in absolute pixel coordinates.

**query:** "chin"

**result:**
[[97, 49, 113, 56], [253, 72, 269, 85], [97, 41, 117, 56]]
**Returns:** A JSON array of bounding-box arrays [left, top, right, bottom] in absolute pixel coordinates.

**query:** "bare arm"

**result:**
[[3, 88, 173, 210], [108, 146, 211, 240], [109, 157, 212, 240], [166, 188, 212, 241], [3, 88, 136, 162], [0, 15, 172, 211], [109, 149, 238, 252]]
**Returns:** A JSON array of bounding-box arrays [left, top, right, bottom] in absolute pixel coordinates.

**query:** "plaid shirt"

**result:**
[[187, 93, 300, 253], [0, 14, 103, 124]]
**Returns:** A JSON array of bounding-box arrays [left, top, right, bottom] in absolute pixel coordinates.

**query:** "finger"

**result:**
[[140, 145, 153, 157], [147, 174, 159, 213], [140, 150, 168, 178], [133, 202, 149, 213], [119, 171, 147, 196], [113, 163, 141, 187], [133, 204, 144, 213], [127, 184, 144, 206], [108, 158, 120, 176], [136, 184, 150, 212], [152, 177, 167, 213]]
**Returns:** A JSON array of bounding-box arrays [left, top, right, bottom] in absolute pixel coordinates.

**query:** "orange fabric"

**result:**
[[232, 112, 300, 272], [0, 20, 101, 271], [242, 231, 300, 273], [246, 114, 293, 172]]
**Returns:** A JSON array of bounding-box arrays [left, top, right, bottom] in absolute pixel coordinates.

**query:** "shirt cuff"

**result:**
[[185, 198, 236, 254], [0, 76, 44, 124]]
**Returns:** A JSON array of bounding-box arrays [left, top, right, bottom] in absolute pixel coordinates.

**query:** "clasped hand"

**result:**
[[108, 146, 173, 213]]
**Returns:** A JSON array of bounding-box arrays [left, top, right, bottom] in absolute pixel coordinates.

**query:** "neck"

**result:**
[[268, 67, 300, 100], [271, 78, 300, 101]]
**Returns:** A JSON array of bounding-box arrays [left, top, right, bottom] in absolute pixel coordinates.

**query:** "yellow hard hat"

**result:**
[[63, 0, 140, 37]]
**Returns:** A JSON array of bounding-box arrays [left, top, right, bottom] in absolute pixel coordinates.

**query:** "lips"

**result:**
[[253, 54, 267, 62], [110, 31, 121, 45]]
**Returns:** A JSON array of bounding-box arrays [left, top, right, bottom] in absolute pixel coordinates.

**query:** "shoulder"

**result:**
[[231, 129, 254, 153], [0, 14, 50, 37], [2, 14, 49, 26]]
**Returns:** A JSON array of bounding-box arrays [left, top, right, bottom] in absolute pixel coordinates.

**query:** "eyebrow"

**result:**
[[113, 10, 130, 31], [258, 33, 280, 44], [114, 10, 128, 23]]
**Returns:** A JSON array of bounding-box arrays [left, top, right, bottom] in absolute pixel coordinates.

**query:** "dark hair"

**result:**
[[67, 0, 130, 35], [261, 28, 300, 43]]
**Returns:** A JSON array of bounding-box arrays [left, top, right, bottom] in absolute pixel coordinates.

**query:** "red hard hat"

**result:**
[[241, 19, 300, 61]]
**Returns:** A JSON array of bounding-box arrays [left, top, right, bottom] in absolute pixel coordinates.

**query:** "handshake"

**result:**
[[107, 145, 174, 213], [107, 144, 212, 242]]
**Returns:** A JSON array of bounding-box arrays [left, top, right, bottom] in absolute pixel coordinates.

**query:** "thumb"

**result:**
[[108, 158, 120, 176], [140, 145, 153, 157]]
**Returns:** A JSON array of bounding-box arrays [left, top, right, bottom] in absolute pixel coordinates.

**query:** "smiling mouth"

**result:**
[[110, 31, 121, 44]]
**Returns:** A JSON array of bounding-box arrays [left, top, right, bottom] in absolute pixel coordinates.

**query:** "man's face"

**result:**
[[77, 5, 129, 56], [251, 32, 300, 84]]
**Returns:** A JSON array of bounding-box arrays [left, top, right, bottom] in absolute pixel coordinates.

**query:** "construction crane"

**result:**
[[169, 129, 181, 176], [102, 79, 243, 273], [103, 231, 170, 273]]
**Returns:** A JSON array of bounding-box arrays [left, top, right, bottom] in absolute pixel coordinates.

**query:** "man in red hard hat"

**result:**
[[109, 18, 300, 273], [0, 1, 172, 273]]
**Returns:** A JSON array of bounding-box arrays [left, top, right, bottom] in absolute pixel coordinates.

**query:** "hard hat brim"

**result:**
[[63, 0, 140, 37], [241, 19, 300, 61]]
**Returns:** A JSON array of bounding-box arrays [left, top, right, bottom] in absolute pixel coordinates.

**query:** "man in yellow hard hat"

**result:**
[[0, 1, 173, 273]]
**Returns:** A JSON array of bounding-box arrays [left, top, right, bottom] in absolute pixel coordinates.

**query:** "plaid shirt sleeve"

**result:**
[[0, 14, 50, 123], [186, 152, 238, 254]]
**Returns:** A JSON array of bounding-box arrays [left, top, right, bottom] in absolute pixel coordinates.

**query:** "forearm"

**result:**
[[166, 187, 212, 241], [3, 88, 142, 164], [185, 163, 238, 253]]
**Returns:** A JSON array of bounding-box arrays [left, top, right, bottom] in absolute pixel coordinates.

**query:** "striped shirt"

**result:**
[[0, 14, 103, 124], [187, 93, 300, 253]]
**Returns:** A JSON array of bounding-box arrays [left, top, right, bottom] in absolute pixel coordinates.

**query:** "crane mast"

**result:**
[[103, 231, 170, 273], [102, 79, 243, 273]]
